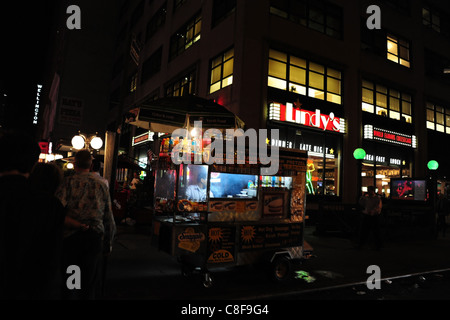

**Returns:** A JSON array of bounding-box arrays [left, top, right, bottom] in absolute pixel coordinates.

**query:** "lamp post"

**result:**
[[428, 160, 439, 238], [353, 148, 366, 201], [71, 132, 104, 153]]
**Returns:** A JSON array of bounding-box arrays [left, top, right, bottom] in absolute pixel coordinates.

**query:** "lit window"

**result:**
[[387, 34, 410, 68], [169, 12, 202, 60], [268, 49, 342, 105], [209, 48, 234, 93], [361, 80, 412, 122], [165, 70, 196, 97], [427, 104, 448, 133]]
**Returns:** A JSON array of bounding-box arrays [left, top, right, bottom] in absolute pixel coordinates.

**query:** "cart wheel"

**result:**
[[271, 256, 292, 281], [203, 273, 213, 288]]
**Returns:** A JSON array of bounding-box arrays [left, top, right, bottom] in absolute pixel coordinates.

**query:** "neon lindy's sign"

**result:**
[[269, 102, 346, 133]]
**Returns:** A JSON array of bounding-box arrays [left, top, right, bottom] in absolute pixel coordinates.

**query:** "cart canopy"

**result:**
[[128, 95, 245, 133]]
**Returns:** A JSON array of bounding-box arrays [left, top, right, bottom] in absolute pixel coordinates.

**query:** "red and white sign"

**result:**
[[39, 142, 49, 154], [269, 102, 346, 133]]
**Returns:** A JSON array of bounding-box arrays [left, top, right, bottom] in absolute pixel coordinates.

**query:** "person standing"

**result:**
[[91, 158, 109, 189], [357, 186, 383, 250], [0, 131, 66, 299], [55, 149, 116, 299]]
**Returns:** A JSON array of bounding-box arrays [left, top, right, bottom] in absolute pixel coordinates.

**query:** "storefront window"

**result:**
[[295, 131, 341, 197], [361, 145, 412, 198], [306, 155, 339, 196]]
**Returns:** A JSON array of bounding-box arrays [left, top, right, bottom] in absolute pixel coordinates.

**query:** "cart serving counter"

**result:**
[[151, 139, 309, 287]]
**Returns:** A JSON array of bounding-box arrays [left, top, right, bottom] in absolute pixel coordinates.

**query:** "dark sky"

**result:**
[[0, 1, 57, 134]]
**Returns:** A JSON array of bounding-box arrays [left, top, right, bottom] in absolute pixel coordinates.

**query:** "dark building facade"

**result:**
[[106, 0, 450, 207], [36, 0, 450, 211]]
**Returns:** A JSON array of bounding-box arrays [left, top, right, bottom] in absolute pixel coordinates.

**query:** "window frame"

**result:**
[[169, 12, 202, 60], [209, 47, 234, 94], [268, 49, 342, 105], [361, 79, 412, 123], [386, 33, 411, 68], [426, 102, 450, 134]]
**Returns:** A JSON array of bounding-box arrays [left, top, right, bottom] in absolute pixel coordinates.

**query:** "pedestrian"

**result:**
[[28, 162, 68, 298], [55, 149, 116, 300], [436, 193, 449, 237], [0, 131, 66, 299], [357, 186, 383, 250]]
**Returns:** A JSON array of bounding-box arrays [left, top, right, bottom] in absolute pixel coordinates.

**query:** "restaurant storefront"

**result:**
[[361, 123, 417, 197], [266, 93, 346, 200]]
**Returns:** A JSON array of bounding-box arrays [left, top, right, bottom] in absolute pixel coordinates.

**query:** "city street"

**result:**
[[103, 223, 450, 301]]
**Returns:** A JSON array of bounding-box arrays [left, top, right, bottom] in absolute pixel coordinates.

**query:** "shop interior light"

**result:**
[[90, 136, 103, 150], [353, 148, 366, 160], [71, 135, 86, 150], [427, 160, 439, 170]]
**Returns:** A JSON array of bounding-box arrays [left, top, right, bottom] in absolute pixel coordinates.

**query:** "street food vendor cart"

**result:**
[[128, 95, 309, 287], [151, 140, 308, 287]]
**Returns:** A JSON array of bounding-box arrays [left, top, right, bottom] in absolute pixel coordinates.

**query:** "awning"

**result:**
[[127, 95, 245, 133]]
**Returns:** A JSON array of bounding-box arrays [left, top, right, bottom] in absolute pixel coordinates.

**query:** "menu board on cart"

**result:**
[[207, 225, 236, 264], [238, 223, 303, 252]]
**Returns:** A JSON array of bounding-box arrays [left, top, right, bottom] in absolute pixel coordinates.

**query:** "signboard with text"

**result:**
[[364, 125, 416, 148], [269, 102, 346, 134]]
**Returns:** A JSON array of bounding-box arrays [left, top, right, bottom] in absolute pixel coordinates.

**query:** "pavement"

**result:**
[[102, 220, 450, 300]]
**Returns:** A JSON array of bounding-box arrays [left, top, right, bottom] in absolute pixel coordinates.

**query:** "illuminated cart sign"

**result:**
[[269, 102, 346, 134], [364, 125, 417, 148]]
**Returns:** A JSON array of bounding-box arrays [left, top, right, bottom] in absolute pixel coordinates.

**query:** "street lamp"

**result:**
[[71, 132, 103, 151], [427, 160, 439, 171], [428, 160, 439, 237], [353, 148, 366, 160], [354, 148, 366, 200]]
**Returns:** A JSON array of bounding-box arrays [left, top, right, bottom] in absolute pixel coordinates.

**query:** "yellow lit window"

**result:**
[[267, 49, 341, 105], [387, 34, 410, 68], [209, 48, 234, 93]]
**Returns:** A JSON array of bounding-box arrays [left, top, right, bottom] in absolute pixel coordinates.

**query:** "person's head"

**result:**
[[196, 173, 206, 187], [0, 131, 41, 175], [367, 186, 375, 196], [29, 162, 63, 194], [74, 149, 93, 171]]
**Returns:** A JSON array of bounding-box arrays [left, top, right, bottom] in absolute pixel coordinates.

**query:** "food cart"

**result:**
[[151, 137, 309, 287]]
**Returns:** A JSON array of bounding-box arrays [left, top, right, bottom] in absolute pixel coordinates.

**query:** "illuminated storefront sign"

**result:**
[[271, 139, 335, 159], [364, 125, 417, 148], [132, 131, 155, 146], [32, 84, 42, 124], [363, 153, 403, 166], [269, 102, 346, 133]]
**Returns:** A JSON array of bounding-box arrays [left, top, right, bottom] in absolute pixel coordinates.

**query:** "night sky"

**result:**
[[0, 1, 57, 134]]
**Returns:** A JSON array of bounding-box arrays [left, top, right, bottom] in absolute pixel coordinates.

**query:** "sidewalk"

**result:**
[[103, 223, 450, 299]]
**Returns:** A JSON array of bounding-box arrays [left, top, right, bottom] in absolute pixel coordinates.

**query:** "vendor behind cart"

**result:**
[[186, 172, 207, 202]]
